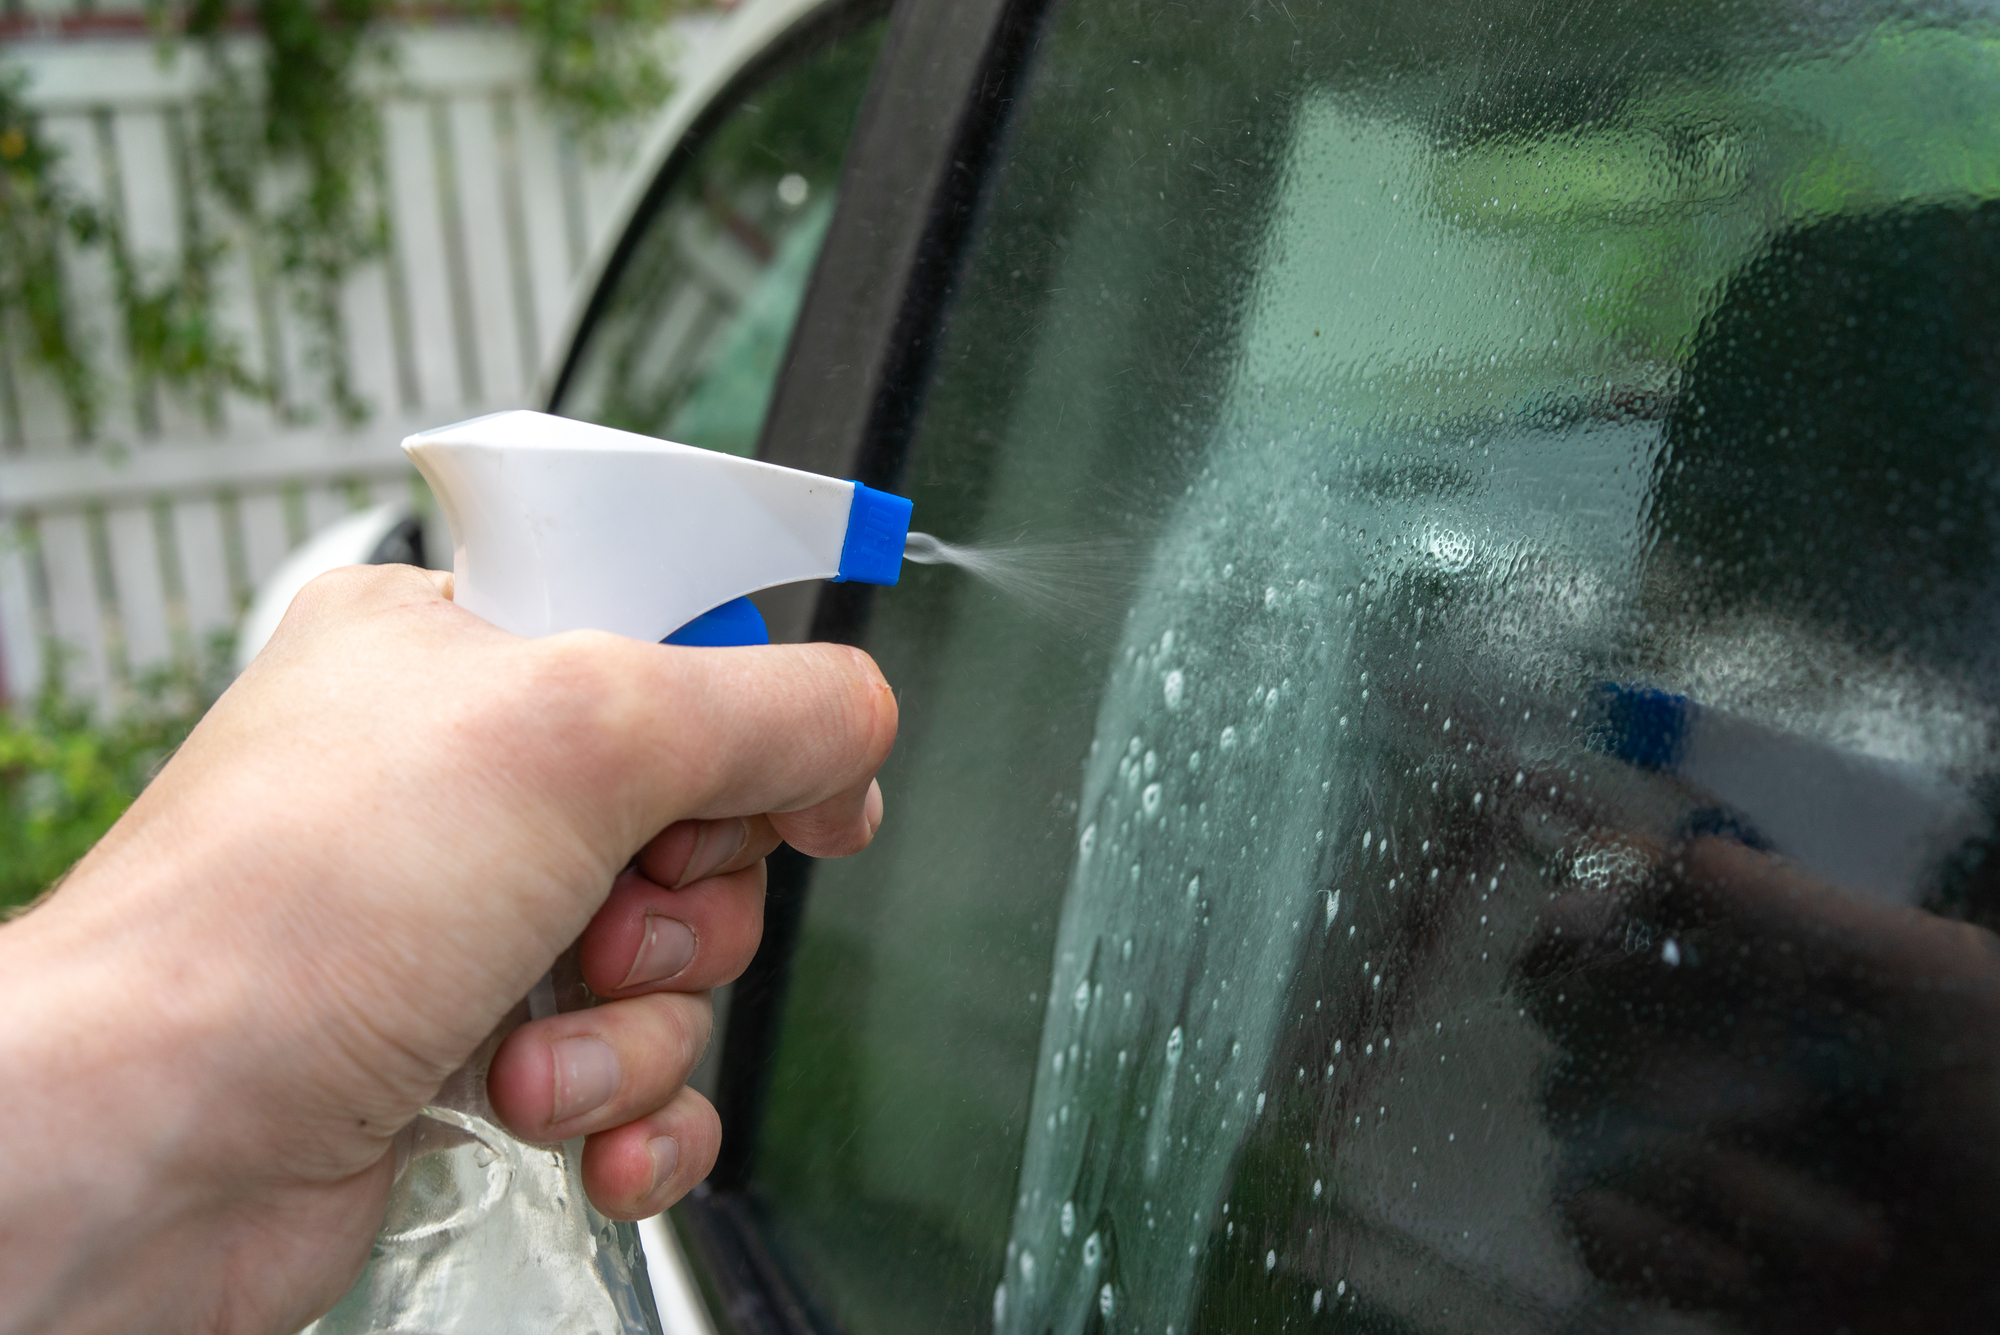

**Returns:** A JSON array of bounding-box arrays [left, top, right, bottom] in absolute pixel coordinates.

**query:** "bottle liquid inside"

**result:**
[[304, 958, 661, 1335]]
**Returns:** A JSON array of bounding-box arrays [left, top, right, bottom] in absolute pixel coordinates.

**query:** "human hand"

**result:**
[[1518, 835, 2000, 1329], [0, 564, 897, 1335]]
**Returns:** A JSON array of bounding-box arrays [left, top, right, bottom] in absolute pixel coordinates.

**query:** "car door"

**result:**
[[661, 0, 2000, 1332]]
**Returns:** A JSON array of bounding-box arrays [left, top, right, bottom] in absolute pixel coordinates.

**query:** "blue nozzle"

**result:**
[[835, 481, 913, 585], [1590, 682, 1695, 771]]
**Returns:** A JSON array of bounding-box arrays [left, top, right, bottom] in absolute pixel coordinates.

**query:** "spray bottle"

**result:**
[[1589, 682, 1983, 903], [306, 410, 912, 1335]]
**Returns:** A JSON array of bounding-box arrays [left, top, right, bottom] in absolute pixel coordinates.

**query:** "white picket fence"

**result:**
[[0, 15, 713, 708]]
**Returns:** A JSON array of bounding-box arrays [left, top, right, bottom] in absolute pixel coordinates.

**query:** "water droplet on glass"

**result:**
[[1164, 669, 1186, 709], [1083, 1230, 1102, 1269], [1143, 783, 1163, 817], [1060, 1200, 1075, 1238], [1313, 1289, 1325, 1313], [1166, 1026, 1184, 1065], [1266, 1250, 1278, 1272], [1220, 726, 1238, 750], [1099, 1283, 1116, 1318]]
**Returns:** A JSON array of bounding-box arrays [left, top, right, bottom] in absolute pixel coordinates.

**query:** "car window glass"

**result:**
[[554, 11, 885, 454], [742, 3, 2000, 1334]]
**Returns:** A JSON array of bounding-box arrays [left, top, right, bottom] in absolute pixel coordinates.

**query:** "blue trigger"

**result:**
[[663, 596, 769, 647], [1589, 682, 1693, 772]]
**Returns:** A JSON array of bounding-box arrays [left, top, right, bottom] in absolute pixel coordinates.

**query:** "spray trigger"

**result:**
[[664, 596, 769, 646]]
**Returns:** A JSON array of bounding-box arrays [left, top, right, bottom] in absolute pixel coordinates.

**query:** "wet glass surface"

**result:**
[[745, 1, 2000, 1331], [555, 13, 885, 454]]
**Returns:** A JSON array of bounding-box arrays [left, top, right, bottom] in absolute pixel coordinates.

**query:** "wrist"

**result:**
[[0, 889, 221, 1333]]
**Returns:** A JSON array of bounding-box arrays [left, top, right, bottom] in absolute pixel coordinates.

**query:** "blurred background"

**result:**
[[0, 0, 730, 903]]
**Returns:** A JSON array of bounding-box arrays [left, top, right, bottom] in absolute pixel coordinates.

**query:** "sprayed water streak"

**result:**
[[904, 530, 1138, 636]]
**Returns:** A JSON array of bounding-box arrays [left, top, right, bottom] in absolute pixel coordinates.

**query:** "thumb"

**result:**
[[568, 637, 899, 856]]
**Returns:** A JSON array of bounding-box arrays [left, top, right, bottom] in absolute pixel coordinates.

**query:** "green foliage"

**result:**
[[99, 177, 262, 430], [0, 67, 263, 440], [180, 0, 391, 423], [0, 0, 700, 437], [0, 643, 229, 913], [0, 72, 102, 439], [514, 0, 688, 149]]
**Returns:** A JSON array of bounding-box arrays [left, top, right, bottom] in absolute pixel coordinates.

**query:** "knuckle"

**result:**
[[637, 990, 712, 1073], [811, 643, 897, 762], [528, 631, 625, 704], [502, 633, 636, 752], [543, 633, 705, 753], [279, 563, 375, 626]]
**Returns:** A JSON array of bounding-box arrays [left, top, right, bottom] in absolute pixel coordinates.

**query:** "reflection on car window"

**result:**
[[554, 12, 885, 454], [749, 3, 2000, 1333]]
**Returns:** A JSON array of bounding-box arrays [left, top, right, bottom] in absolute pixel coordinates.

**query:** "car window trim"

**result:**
[[717, 0, 1057, 1162]]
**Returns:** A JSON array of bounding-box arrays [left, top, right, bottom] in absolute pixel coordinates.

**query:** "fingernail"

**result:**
[[648, 1135, 680, 1193], [674, 817, 748, 888], [620, 914, 697, 989], [551, 1036, 620, 1123], [864, 780, 884, 837]]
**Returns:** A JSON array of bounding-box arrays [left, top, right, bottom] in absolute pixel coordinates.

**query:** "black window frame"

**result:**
[[716, 0, 1055, 1186]]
